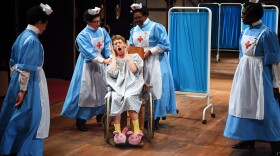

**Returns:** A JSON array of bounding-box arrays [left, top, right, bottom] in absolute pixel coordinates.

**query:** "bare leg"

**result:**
[[128, 110, 138, 120], [128, 110, 141, 134]]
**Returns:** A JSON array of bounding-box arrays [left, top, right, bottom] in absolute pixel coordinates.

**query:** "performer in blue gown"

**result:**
[[224, 1, 280, 155], [61, 7, 112, 131], [0, 3, 53, 155], [129, 3, 177, 130]]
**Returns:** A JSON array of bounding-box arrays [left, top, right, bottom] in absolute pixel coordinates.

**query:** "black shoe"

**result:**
[[4, 153, 17, 156], [232, 141, 255, 149], [144, 120, 148, 129], [96, 114, 103, 123], [76, 118, 88, 131], [271, 152, 280, 156], [154, 117, 160, 130], [271, 141, 280, 156]]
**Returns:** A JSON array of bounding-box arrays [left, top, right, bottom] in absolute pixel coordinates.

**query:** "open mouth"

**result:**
[[118, 47, 122, 51]]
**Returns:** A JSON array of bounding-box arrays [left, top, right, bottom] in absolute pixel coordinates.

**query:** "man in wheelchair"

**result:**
[[106, 35, 145, 145]]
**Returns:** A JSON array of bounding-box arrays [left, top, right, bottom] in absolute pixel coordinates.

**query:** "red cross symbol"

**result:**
[[133, 6, 137, 10], [97, 42, 102, 49], [138, 36, 143, 43], [245, 41, 251, 49], [96, 10, 99, 14]]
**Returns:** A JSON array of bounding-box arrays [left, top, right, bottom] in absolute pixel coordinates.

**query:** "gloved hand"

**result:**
[[273, 88, 280, 106]]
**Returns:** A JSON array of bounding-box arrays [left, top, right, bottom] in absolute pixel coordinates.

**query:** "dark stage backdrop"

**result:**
[[41, 0, 75, 80], [105, 0, 134, 39], [75, 0, 134, 47], [0, 0, 75, 80], [0, 0, 134, 81], [0, 1, 16, 75]]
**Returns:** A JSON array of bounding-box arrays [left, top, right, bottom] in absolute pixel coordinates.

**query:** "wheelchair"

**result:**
[[102, 46, 155, 146]]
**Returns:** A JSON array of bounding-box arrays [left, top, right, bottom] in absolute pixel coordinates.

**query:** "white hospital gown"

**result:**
[[106, 54, 144, 116]]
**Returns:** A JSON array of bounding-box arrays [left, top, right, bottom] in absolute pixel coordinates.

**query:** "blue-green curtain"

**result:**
[[220, 5, 242, 49], [199, 4, 219, 49], [169, 12, 209, 93], [242, 8, 277, 33], [262, 9, 277, 33]]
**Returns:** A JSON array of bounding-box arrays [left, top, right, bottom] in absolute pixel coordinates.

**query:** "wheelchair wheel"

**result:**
[[145, 92, 154, 139], [103, 96, 112, 141]]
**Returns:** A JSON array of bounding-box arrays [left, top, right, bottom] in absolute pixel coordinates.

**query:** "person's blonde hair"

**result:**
[[111, 35, 125, 43]]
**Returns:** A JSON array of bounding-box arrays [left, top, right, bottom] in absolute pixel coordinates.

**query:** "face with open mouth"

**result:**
[[113, 39, 126, 58]]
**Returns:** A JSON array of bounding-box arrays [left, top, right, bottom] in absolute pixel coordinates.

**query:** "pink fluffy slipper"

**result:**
[[113, 127, 128, 144], [126, 131, 144, 145]]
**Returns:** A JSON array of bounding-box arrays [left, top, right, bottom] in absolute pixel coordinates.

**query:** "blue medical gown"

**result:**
[[0, 29, 45, 155], [61, 26, 111, 120], [129, 20, 177, 118], [224, 23, 280, 141]]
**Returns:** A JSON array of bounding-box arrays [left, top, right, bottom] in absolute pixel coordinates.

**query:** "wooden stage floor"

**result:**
[[43, 51, 271, 156]]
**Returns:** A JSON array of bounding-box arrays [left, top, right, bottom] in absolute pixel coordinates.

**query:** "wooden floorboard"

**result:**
[[4, 51, 273, 156]]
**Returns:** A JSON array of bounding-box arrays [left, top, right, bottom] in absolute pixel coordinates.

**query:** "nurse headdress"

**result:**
[[130, 3, 142, 10], [88, 7, 101, 15], [40, 3, 53, 15]]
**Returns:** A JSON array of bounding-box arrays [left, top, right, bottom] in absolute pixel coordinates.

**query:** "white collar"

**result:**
[[252, 20, 262, 26], [27, 24, 40, 34], [143, 18, 150, 26], [87, 25, 98, 31]]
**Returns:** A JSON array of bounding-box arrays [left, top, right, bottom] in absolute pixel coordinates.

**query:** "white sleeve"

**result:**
[[19, 70, 30, 91], [92, 56, 104, 64], [272, 62, 280, 88], [150, 46, 164, 55]]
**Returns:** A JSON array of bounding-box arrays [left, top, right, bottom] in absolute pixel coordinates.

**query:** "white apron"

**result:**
[[11, 64, 50, 138], [37, 45, 50, 138], [36, 66, 50, 138], [229, 27, 267, 120], [78, 28, 107, 107], [132, 24, 162, 99]]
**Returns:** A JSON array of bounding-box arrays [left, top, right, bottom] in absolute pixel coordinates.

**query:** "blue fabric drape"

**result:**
[[242, 8, 277, 33], [263, 9, 277, 33], [199, 4, 219, 49], [220, 5, 242, 49], [169, 12, 209, 93]]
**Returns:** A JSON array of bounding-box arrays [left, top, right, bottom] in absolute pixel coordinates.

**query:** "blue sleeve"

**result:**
[[129, 28, 135, 46], [153, 23, 171, 51], [76, 31, 97, 62], [101, 28, 112, 58], [17, 37, 42, 71], [262, 29, 280, 65]]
